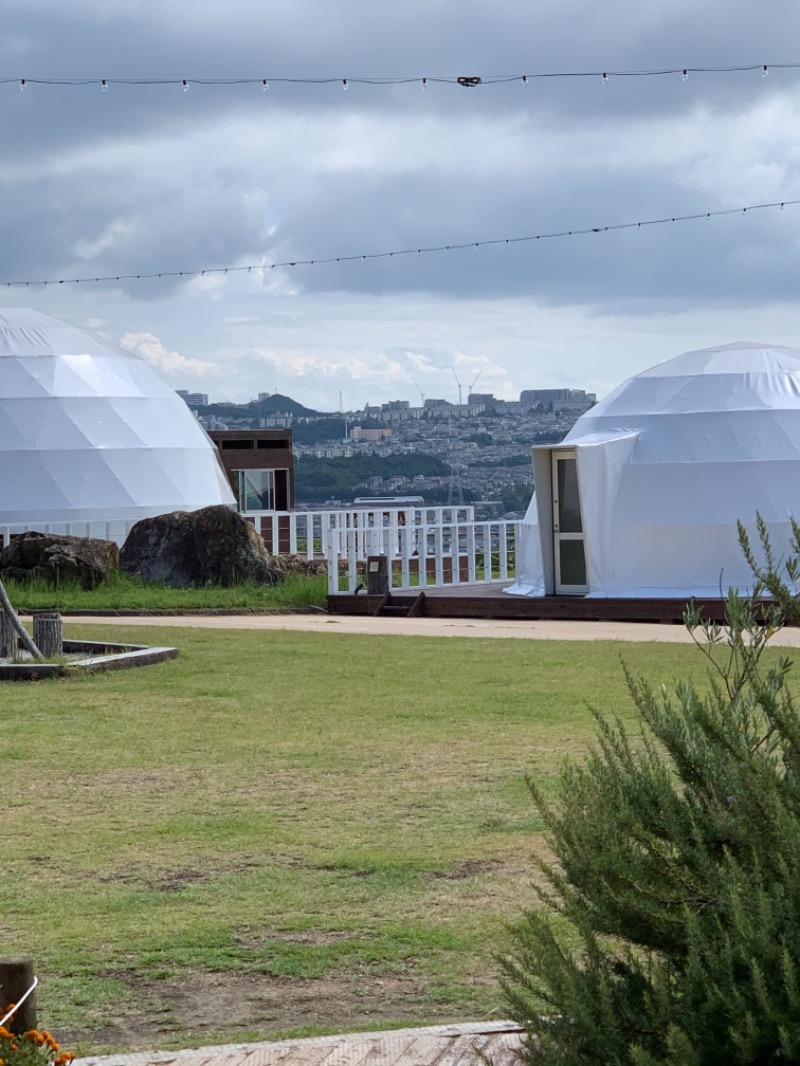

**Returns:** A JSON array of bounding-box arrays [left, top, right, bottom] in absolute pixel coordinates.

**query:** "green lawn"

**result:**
[[4, 572, 328, 612], [1, 625, 717, 1054]]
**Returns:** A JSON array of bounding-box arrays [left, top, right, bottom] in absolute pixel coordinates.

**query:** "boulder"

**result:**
[[120, 505, 284, 588], [0, 531, 119, 588], [276, 554, 328, 577]]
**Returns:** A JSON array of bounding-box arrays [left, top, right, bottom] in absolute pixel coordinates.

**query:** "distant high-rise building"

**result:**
[[176, 389, 209, 407], [520, 388, 574, 405]]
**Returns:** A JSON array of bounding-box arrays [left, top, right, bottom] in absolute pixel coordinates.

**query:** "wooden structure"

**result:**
[[329, 584, 749, 625], [208, 430, 294, 514], [73, 1020, 524, 1066]]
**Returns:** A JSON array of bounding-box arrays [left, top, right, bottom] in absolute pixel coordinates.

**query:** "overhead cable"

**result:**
[[2, 63, 790, 93], [1, 198, 796, 289]]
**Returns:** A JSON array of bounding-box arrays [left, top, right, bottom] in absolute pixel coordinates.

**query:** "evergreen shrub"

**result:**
[[501, 518, 800, 1064]]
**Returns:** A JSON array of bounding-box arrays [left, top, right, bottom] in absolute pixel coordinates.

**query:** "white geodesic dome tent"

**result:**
[[0, 308, 234, 534], [509, 342, 800, 599]]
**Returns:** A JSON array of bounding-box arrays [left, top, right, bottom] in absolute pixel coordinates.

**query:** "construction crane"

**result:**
[[451, 367, 483, 406], [410, 376, 425, 406]]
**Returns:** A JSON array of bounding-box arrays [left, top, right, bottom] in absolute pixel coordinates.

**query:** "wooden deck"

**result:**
[[74, 1021, 524, 1066], [328, 586, 732, 625]]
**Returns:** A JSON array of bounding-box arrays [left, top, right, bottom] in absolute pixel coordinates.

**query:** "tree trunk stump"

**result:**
[[33, 612, 63, 658], [0, 957, 37, 1034], [0, 610, 18, 660]]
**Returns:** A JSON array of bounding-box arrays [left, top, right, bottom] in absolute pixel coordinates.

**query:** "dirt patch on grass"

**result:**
[[236, 930, 374, 949], [66, 969, 456, 1054], [429, 860, 501, 880]]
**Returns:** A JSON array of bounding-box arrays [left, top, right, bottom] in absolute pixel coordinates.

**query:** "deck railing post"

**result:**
[[325, 528, 337, 595]]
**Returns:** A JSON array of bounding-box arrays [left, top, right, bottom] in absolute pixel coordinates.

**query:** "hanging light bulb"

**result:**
[[342, 78, 348, 90], [19, 79, 25, 91], [601, 72, 609, 85], [262, 79, 269, 90], [681, 69, 689, 82], [762, 64, 769, 77], [522, 74, 528, 85], [101, 79, 108, 91], [422, 77, 427, 90], [182, 79, 189, 92]]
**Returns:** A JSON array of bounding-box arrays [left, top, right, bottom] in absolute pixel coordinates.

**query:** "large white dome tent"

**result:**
[[0, 308, 234, 538], [509, 342, 800, 599]]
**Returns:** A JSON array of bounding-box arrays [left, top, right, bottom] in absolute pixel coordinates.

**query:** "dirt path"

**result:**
[[61, 613, 800, 646]]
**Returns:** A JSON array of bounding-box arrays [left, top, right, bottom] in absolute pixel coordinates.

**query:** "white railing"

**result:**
[[0, 520, 137, 547], [243, 506, 474, 559], [0, 506, 476, 557], [326, 519, 522, 595]]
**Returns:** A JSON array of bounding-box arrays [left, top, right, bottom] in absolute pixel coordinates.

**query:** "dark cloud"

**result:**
[[2, 0, 800, 312]]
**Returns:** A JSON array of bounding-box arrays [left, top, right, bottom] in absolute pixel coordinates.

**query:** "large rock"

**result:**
[[0, 531, 119, 588], [120, 505, 284, 588], [277, 554, 328, 577]]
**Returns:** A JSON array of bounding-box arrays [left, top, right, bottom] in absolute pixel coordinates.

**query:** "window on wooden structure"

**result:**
[[235, 469, 275, 511]]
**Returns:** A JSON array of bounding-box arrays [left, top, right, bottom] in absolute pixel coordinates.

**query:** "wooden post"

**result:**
[[0, 611, 18, 660], [0, 579, 42, 660], [0, 957, 37, 1034], [33, 612, 63, 658], [366, 555, 389, 596]]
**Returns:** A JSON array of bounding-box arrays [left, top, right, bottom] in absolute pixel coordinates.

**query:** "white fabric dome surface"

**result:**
[[511, 342, 800, 598], [0, 308, 235, 530]]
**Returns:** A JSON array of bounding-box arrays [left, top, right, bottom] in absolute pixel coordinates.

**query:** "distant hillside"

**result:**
[[197, 393, 322, 419], [255, 393, 321, 417], [295, 454, 450, 503]]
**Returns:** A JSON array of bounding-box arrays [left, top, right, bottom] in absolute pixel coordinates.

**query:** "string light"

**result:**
[[262, 79, 269, 91], [101, 79, 108, 92], [0, 63, 794, 93], [1, 197, 795, 290]]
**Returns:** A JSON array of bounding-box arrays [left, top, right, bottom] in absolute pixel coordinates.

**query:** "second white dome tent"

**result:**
[[510, 342, 800, 598]]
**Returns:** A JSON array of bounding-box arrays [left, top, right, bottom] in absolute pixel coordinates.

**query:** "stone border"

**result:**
[[0, 639, 178, 681]]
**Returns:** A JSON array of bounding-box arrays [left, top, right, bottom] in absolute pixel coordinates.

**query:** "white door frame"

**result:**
[[551, 449, 588, 595]]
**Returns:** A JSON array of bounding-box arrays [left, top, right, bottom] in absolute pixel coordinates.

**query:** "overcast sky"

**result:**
[[2, 0, 800, 409]]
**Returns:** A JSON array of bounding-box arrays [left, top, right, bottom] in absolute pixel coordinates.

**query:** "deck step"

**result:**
[[373, 592, 427, 618]]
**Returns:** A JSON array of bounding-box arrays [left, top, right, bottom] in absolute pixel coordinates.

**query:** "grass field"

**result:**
[[1, 625, 720, 1055], [4, 572, 329, 612]]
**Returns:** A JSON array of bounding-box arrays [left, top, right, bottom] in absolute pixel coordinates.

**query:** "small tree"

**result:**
[[501, 521, 800, 1064]]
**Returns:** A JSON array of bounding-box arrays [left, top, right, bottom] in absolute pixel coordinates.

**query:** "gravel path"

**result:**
[[61, 612, 800, 646]]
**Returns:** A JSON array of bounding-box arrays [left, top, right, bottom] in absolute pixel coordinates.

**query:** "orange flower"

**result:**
[[54, 1054, 75, 1065], [42, 1032, 59, 1052], [0, 1028, 12, 1040]]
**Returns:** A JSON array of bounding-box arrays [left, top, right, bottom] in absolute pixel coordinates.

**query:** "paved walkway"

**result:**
[[74, 1021, 523, 1066], [63, 612, 800, 646]]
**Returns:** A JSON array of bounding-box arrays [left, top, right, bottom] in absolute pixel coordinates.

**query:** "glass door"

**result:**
[[551, 450, 587, 594]]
